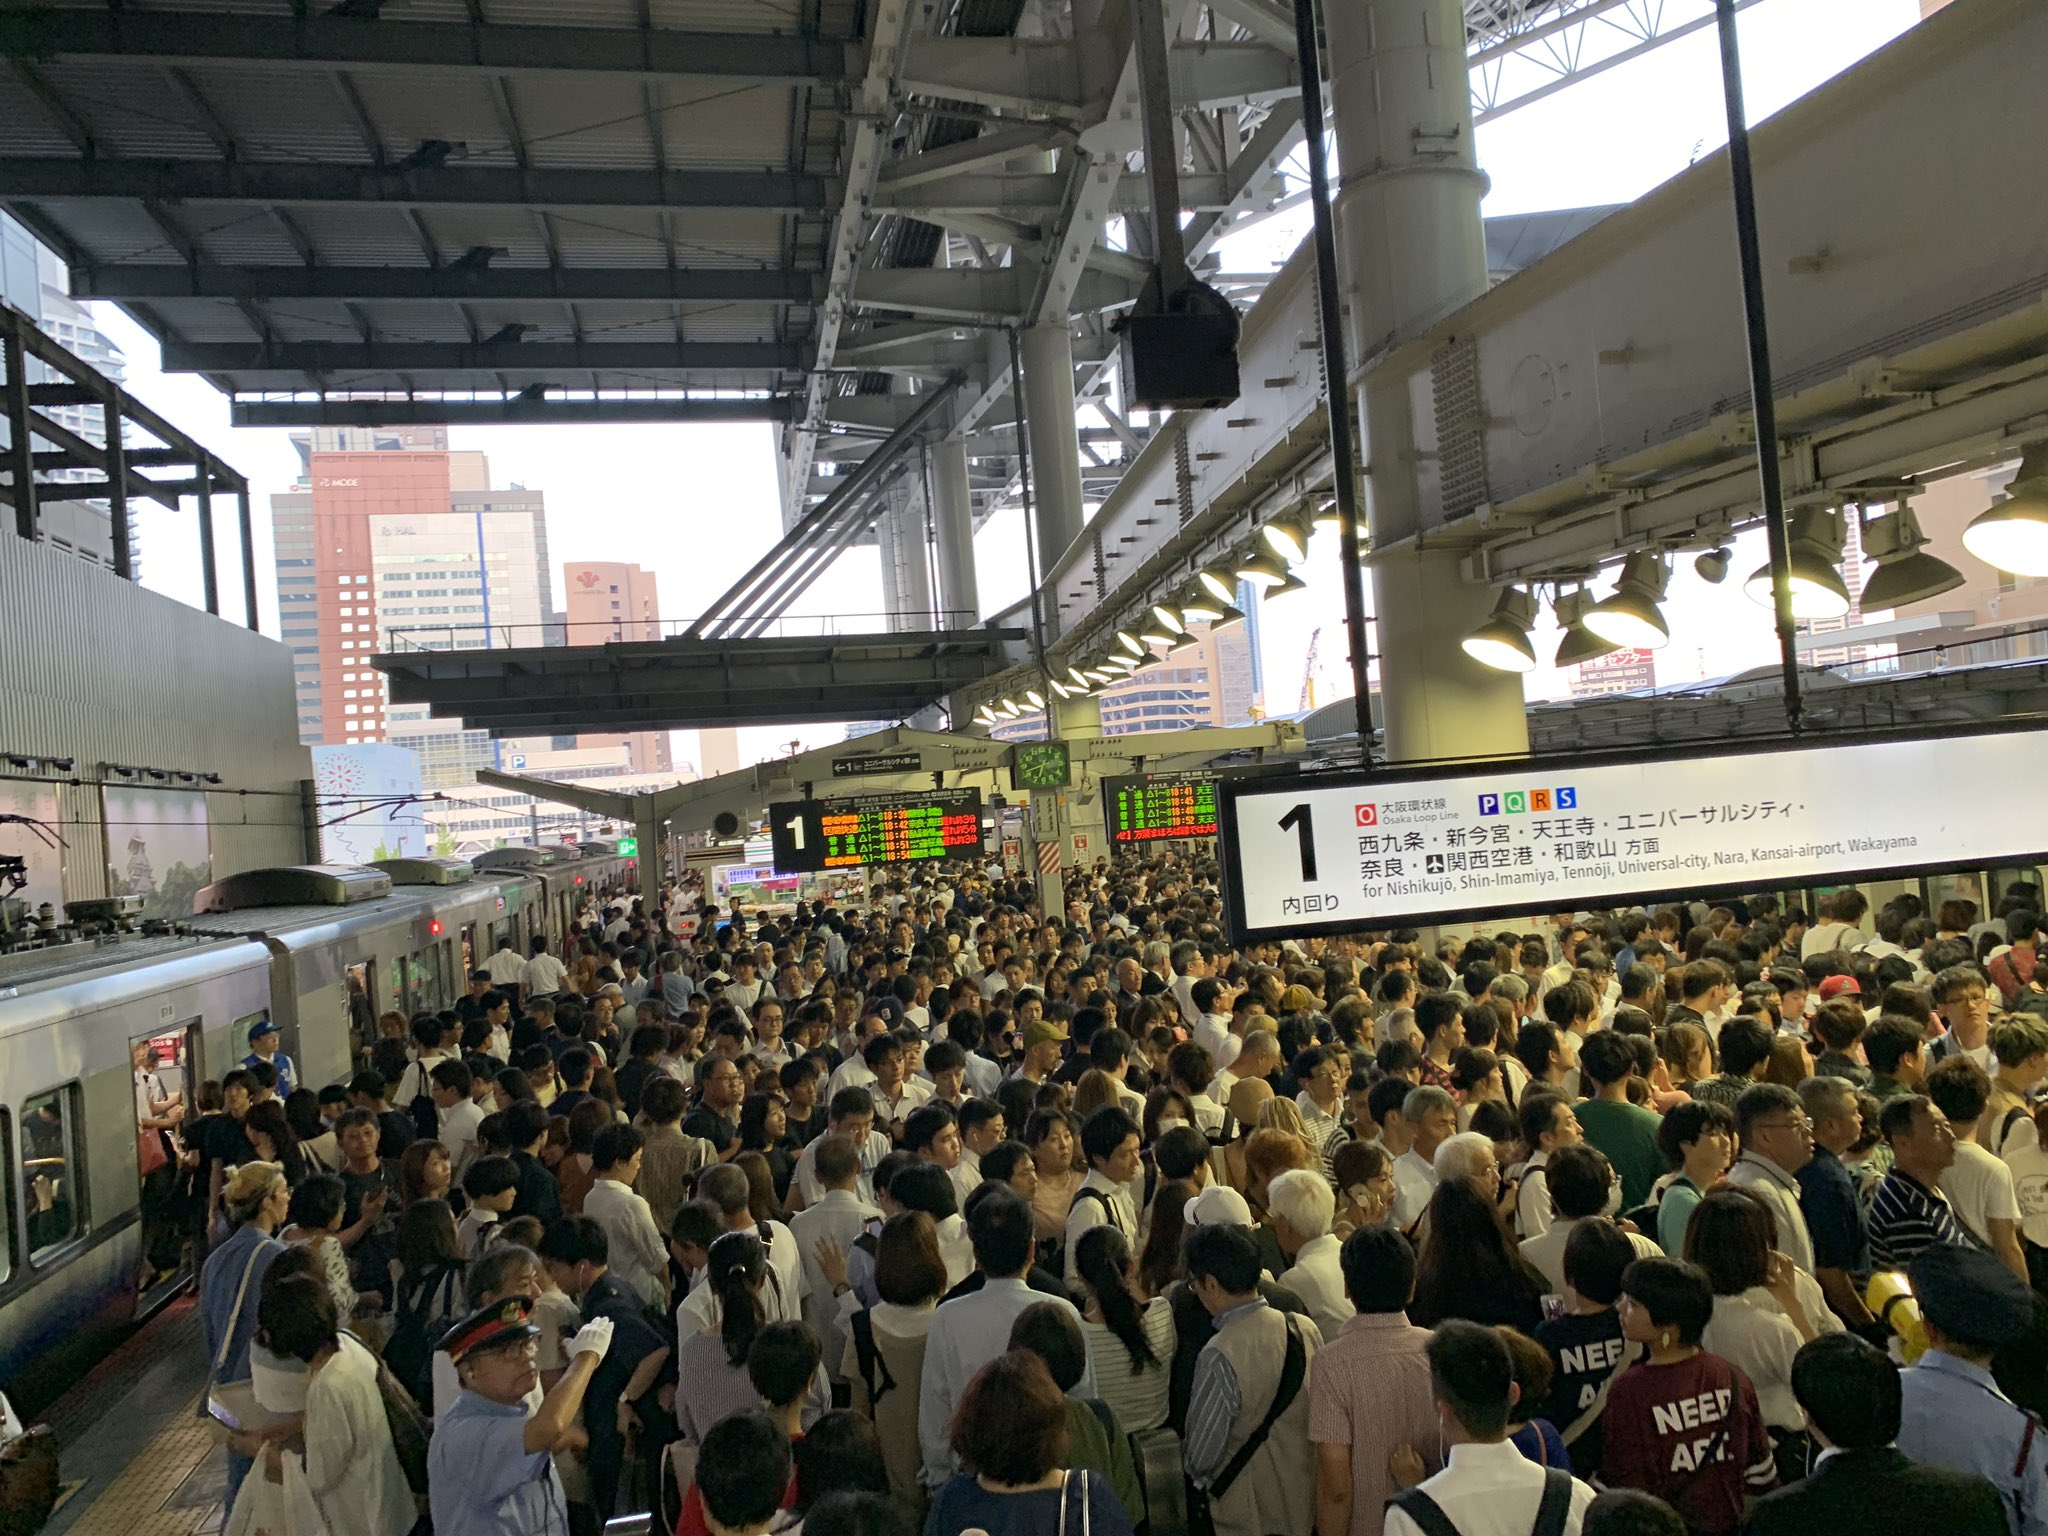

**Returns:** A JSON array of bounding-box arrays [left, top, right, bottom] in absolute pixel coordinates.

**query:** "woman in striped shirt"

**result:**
[[1072, 1225, 1177, 1434]]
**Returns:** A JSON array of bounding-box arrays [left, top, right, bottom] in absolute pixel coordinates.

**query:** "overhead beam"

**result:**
[[0, 157, 835, 212], [231, 395, 796, 427], [73, 263, 826, 304], [161, 339, 804, 373], [897, 35, 1294, 118], [0, 11, 850, 83], [849, 266, 1144, 323]]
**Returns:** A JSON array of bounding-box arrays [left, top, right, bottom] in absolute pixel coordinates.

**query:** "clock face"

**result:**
[[1012, 742, 1071, 790]]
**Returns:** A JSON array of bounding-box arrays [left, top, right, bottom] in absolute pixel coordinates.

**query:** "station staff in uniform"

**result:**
[[1895, 1244, 2048, 1536], [242, 1020, 297, 1096], [428, 1298, 615, 1536]]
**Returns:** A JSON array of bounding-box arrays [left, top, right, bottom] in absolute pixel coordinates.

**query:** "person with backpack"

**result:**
[[840, 1212, 946, 1517], [1383, 1320, 1595, 1536], [396, 1015, 460, 1140], [382, 1198, 469, 1407], [1064, 1107, 1142, 1284], [1008, 1303, 1143, 1523]]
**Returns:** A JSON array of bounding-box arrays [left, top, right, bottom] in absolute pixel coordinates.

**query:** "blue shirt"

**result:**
[[242, 1049, 296, 1096], [1184, 1297, 1268, 1485], [1796, 1144, 1871, 1277], [1898, 1349, 2048, 1536], [430, 1390, 566, 1536], [200, 1224, 283, 1389], [925, 1470, 1134, 1536]]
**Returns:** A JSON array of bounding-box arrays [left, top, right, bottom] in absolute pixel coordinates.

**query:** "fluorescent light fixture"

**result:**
[[1964, 446, 2048, 577], [1197, 567, 1238, 605], [1116, 629, 1146, 656], [997, 697, 1021, 718], [1461, 588, 1540, 673], [1049, 679, 1073, 700], [1584, 553, 1673, 649], [1744, 507, 1850, 619], [1178, 586, 1226, 624], [1265, 569, 1309, 599], [1023, 688, 1046, 710], [1207, 603, 1248, 630], [1067, 666, 1091, 690]]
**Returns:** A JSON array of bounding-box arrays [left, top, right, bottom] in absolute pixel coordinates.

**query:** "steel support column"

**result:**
[[237, 482, 259, 630], [194, 450, 219, 615], [105, 386, 131, 577], [1331, 0, 1528, 764], [2, 314, 35, 540], [1020, 322, 1086, 571], [929, 435, 979, 628]]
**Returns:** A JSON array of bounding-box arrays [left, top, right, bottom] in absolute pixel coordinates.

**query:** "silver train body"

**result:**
[[0, 844, 634, 1406]]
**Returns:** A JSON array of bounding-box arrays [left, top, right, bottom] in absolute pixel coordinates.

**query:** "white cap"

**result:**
[[1184, 1185, 1254, 1228]]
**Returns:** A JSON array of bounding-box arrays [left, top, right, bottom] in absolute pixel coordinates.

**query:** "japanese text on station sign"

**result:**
[[1104, 775, 1219, 842], [1217, 728, 2048, 944], [768, 788, 983, 873]]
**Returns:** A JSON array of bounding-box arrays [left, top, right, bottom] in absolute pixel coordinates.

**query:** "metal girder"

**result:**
[[73, 263, 827, 305], [872, 170, 1236, 222], [897, 35, 1293, 119], [876, 123, 1075, 191], [0, 158, 836, 212], [849, 265, 1143, 323], [0, 10, 851, 83], [779, 0, 915, 528], [231, 395, 796, 427], [161, 339, 803, 373]]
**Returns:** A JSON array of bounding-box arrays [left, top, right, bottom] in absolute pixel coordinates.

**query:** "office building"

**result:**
[[271, 429, 556, 787], [563, 560, 672, 774]]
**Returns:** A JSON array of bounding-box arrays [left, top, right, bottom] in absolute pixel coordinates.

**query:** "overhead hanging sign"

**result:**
[[1105, 773, 1220, 843], [1217, 725, 2048, 944], [768, 788, 984, 872], [832, 751, 923, 778]]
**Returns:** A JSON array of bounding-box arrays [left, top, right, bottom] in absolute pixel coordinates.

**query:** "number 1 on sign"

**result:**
[[1277, 803, 1316, 881], [784, 816, 805, 851]]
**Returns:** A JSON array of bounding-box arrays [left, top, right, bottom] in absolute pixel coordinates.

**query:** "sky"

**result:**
[[101, 0, 1926, 765]]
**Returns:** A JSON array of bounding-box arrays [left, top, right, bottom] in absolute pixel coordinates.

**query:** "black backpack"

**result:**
[[383, 1262, 463, 1408]]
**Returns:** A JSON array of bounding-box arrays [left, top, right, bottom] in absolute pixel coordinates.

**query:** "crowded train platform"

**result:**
[[9, 851, 2047, 1536]]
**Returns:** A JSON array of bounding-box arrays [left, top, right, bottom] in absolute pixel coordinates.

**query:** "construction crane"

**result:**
[[1299, 627, 1322, 711]]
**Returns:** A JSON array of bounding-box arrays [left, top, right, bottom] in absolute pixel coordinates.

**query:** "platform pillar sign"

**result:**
[[1030, 789, 1066, 915]]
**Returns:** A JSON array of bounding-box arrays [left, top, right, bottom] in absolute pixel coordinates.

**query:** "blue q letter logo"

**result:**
[[1556, 787, 1577, 809], [1478, 793, 1500, 816]]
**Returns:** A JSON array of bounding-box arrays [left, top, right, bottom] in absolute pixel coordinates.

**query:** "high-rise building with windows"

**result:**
[[562, 560, 672, 774], [270, 428, 555, 787]]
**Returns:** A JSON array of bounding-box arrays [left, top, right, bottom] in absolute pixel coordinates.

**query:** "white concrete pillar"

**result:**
[[1020, 322, 1086, 568], [874, 488, 933, 632], [929, 435, 979, 627], [1328, 0, 1529, 763]]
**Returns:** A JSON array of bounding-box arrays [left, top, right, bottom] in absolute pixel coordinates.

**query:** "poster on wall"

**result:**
[[0, 779, 63, 920], [104, 785, 211, 920]]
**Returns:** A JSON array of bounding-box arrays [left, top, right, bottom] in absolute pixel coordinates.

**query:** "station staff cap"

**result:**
[[437, 1296, 540, 1363], [1911, 1243, 2036, 1347]]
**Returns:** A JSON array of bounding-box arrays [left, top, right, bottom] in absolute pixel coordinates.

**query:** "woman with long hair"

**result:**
[[285, 1089, 339, 1173], [675, 1231, 774, 1446], [1134, 1177, 1196, 1297], [279, 1174, 358, 1322], [1072, 1226, 1175, 1435], [838, 1211, 948, 1519], [737, 1095, 796, 1205], [734, 1150, 787, 1228], [1408, 1177, 1547, 1333], [382, 1197, 465, 1400], [244, 1100, 308, 1187], [199, 1162, 290, 1509], [1021, 1111, 1081, 1251]]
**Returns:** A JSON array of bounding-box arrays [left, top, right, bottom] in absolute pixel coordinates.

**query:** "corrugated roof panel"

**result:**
[[483, 0, 642, 29], [184, 66, 378, 162], [516, 81, 664, 171], [25, 201, 182, 265], [548, 208, 672, 267], [413, 209, 554, 266], [253, 300, 367, 344], [31, 62, 223, 159], [138, 296, 260, 343], [0, 75, 86, 155], [645, 0, 843, 33], [352, 304, 480, 343], [181, 205, 308, 265], [347, 74, 517, 166], [679, 300, 784, 342], [659, 211, 788, 267], [651, 82, 796, 171], [281, 205, 436, 265]]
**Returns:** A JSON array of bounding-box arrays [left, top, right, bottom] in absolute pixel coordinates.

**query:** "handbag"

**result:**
[[203, 1241, 270, 1440], [0, 1425, 60, 1536], [139, 1128, 170, 1178]]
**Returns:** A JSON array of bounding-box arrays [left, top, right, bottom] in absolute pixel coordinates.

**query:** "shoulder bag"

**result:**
[[1185, 1319, 1306, 1536], [202, 1240, 269, 1439]]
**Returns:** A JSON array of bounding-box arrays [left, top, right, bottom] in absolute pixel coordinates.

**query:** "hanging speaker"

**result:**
[[712, 811, 741, 839]]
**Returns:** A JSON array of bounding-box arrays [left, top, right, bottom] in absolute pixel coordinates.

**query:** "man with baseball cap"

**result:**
[[1012, 1018, 1067, 1086], [241, 1020, 296, 1096], [428, 1296, 615, 1536]]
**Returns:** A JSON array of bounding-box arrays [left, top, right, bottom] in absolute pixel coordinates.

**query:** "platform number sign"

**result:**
[[769, 787, 984, 873]]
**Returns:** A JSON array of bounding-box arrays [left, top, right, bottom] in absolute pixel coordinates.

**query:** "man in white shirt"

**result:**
[[722, 954, 766, 1013], [1512, 1093, 1584, 1241], [582, 1126, 670, 1312], [919, 1188, 1095, 1487], [482, 934, 528, 989], [1271, 1169, 1350, 1340], [789, 1088, 893, 1208], [1064, 1107, 1143, 1281], [1382, 1323, 1595, 1536], [1726, 1083, 1818, 1276], [1393, 1086, 1458, 1230], [1517, 1145, 1659, 1295], [1926, 1056, 2029, 1281], [432, 1062, 487, 1176], [786, 1134, 881, 1384], [522, 936, 568, 1001]]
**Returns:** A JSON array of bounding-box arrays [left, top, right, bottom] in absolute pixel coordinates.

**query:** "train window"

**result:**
[[389, 955, 408, 1018], [1929, 872, 1988, 923], [346, 961, 376, 1063], [21, 1085, 82, 1265], [460, 923, 476, 980], [414, 944, 443, 1011]]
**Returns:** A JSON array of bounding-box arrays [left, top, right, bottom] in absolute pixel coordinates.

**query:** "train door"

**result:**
[[460, 922, 477, 982], [346, 958, 377, 1063], [130, 1023, 198, 1296]]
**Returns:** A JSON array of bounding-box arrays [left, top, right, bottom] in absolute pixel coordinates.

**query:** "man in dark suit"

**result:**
[[1746, 1333, 2007, 1536]]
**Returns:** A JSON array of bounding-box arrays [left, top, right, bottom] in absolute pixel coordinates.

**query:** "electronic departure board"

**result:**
[[1104, 775, 1220, 843], [767, 788, 984, 872]]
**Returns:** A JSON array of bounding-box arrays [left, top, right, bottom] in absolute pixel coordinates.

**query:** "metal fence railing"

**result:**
[[379, 611, 980, 652]]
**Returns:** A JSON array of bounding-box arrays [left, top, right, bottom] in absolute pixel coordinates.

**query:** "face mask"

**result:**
[[1157, 1117, 1187, 1135]]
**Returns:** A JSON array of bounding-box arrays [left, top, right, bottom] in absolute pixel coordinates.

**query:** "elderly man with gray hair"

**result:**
[[1393, 1086, 1458, 1230], [1271, 1168, 1349, 1339]]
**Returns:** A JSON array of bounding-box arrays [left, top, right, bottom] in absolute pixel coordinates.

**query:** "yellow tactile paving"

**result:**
[[64, 1396, 226, 1536]]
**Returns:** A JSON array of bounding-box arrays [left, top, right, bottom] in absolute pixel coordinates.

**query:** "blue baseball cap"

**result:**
[[248, 1020, 279, 1042]]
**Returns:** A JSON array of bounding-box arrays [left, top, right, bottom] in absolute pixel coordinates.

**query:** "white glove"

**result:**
[[566, 1317, 615, 1361]]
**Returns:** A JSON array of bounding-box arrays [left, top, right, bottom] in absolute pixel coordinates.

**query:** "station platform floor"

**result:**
[[37, 1296, 230, 1536]]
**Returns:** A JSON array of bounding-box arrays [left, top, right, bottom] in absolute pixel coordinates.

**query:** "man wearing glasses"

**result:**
[[1727, 1083, 1817, 1277]]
